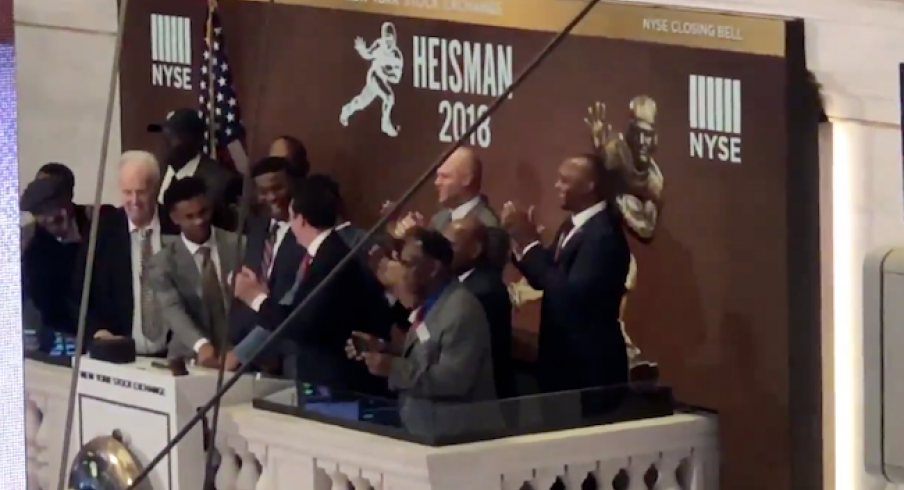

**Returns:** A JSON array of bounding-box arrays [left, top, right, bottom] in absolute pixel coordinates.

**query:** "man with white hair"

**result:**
[[85, 150, 174, 355]]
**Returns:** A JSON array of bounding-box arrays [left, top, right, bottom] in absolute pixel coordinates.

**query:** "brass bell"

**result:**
[[68, 430, 153, 490]]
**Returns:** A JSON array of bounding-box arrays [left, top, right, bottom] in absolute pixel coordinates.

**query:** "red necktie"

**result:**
[[299, 254, 312, 276]]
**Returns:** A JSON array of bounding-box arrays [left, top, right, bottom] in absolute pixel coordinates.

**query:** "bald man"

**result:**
[[443, 217, 516, 398], [395, 147, 509, 270], [84, 151, 177, 354]]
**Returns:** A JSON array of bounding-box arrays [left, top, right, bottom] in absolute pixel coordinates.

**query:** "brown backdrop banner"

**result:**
[[120, 2, 813, 489]]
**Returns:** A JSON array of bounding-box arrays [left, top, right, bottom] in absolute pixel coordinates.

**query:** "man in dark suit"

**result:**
[[390, 147, 509, 270], [442, 217, 516, 399], [232, 178, 387, 392], [503, 153, 631, 394], [87, 151, 177, 355], [148, 108, 242, 231], [226, 157, 306, 372]]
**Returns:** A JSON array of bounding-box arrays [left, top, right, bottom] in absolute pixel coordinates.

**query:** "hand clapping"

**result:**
[[391, 211, 424, 239], [501, 201, 540, 247], [233, 266, 268, 305]]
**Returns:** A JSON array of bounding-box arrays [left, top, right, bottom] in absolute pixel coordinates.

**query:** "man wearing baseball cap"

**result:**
[[148, 108, 241, 231], [20, 169, 111, 352]]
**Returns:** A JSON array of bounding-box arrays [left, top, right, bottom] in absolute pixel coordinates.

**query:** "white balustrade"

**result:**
[[25, 359, 72, 490], [25, 358, 718, 490]]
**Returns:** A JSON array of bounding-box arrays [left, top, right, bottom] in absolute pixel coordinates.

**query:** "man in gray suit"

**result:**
[[348, 228, 500, 436], [146, 177, 243, 366], [391, 147, 508, 270]]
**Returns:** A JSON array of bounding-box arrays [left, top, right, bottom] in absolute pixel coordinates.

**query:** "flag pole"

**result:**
[[206, 0, 217, 159]]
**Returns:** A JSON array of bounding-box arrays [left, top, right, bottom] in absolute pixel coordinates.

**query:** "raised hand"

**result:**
[[391, 211, 424, 239], [354, 37, 366, 55], [584, 101, 612, 151]]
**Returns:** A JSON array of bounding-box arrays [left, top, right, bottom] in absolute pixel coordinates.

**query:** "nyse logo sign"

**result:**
[[689, 75, 741, 163], [151, 14, 193, 90]]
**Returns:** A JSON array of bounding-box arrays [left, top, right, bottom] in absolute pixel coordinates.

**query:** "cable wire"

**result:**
[[55, 0, 132, 487], [125, 0, 602, 487]]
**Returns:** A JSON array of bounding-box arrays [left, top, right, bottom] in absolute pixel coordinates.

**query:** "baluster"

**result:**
[[532, 467, 562, 490], [25, 397, 41, 490], [501, 470, 532, 490], [215, 438, 240, 490], [597, 459, 630, 490], [564, 463, 597, 490], [235, 444, 261, 490], [247, 443, 272, 490], [329, 470, 350, 490], [33, 396, 58, 490], [653, 452, 683, 490], [626, 456, 655, 490]]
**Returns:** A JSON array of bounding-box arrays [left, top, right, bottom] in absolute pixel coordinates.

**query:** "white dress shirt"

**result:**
[[158, 154, 201, 203], [129, 214, 165, 355], [335, 221, 351, 231], [520, 201, 607, 257], [181, 232, 224, 352], [266, 219, 291, 279], [458, 268, 475, 282], [250, 228, 332, 312], [450, 195, 481, 221]]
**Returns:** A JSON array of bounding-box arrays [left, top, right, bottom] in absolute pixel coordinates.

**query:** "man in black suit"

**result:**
[[87, 151, 176, 355], [227, 157, 306, 372], [232, 178, 387, 392], [442, 217, 516, 399], [148, 108, 242, 231], [503, 153, 631, 394]]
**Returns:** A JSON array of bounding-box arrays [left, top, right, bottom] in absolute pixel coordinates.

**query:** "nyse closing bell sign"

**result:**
[[119, 2, 799, 488]]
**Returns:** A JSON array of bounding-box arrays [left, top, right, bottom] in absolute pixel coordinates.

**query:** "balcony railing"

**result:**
[[25, 358, 719, 490]]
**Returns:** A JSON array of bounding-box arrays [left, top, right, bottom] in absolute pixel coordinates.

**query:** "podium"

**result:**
[[74, 357, 290, 490]]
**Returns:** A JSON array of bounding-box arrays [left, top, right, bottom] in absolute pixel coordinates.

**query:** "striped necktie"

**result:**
[[261, 221, 280, 283]]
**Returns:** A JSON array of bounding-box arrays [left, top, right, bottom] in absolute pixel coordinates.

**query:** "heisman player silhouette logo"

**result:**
[[339, 22, 404, 137]]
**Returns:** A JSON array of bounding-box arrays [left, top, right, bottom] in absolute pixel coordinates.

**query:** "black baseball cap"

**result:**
[[147, 108, 205, 137], [21, 175, 73, 215]]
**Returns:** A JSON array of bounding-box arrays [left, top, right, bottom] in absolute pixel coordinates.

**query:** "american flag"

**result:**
[[198, 1, 246, 167]]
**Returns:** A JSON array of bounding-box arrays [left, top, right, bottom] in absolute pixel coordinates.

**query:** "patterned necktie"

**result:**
[[261, 221, 279, 283], [554, 220, 576, 261], [139, 228, 162, 340], [197, 246, 228, 350]]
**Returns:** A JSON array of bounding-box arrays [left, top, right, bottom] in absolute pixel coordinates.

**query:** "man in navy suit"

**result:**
[[226, 157, 305, 372], [503, 153, 631, 395]]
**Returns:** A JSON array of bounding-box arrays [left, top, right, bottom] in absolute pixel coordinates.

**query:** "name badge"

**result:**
[[415, 323, 431, 342]]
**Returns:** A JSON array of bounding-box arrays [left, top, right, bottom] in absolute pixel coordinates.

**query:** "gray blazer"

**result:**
[[146, 228, 244, 359], [389, 280, 502, 437], [429, 197, 509, 270]]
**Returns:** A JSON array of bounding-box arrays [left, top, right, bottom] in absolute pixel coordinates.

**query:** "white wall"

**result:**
[[15, 0, 122, 205]]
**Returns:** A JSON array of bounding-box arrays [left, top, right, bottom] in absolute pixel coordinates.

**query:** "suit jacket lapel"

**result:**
[[403, 281, 458, 354], [116, 211, 136, 315], [215, 228, 239, 279], [167, 236, 202, 293]]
